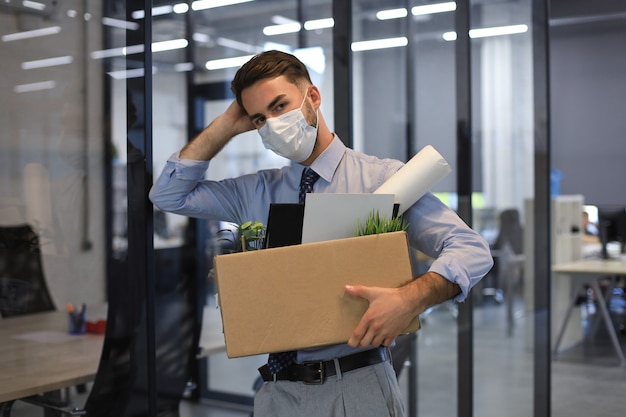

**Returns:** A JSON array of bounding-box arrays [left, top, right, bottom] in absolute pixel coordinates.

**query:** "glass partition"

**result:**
[[6, 1, 625, 417], [0, 2, 106, 321]]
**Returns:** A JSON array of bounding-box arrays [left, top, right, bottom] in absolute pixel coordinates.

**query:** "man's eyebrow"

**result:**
[[249, 94, 286, 120]]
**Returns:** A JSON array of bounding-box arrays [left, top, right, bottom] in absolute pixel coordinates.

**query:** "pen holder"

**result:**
[[68, 310, 86, 335]]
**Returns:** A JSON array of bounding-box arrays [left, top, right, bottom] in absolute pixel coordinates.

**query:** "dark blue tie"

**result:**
[[298, 168, 320, 204], [267, 168, 320, 375]]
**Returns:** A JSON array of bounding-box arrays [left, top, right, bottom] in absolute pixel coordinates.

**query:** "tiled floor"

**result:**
[[9, 296, 626, 417]]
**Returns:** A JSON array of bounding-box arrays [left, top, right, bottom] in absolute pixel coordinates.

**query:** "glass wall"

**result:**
[[3, 1, 625, 417]]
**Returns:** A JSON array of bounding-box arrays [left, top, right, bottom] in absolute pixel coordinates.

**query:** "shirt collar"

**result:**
[[307, 135, 346, 183]]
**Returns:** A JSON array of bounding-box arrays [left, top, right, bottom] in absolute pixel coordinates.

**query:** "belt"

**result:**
[[258, 347, 391, 384]]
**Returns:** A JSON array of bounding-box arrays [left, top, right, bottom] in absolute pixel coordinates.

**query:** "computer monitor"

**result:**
[[596, 205, 626, 259]]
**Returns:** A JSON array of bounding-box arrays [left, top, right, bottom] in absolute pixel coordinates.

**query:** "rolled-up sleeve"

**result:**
[[149, 152, 212, 215], [404, 193, 494, 302]]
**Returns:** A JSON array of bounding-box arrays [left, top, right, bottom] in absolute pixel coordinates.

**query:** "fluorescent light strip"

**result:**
[[216, 37, 259, 53], [377, 2, 456, 21], [412, 2, 456, 16], [108, 68, 153, 80], [91, 44, 145, 59], [14, 80, 56, 93], [442, 24, 529, 41], [21, 56, 73, 70], [132, 5, 173, 19], [264, 18, 334, 34], [2, 26, 61, 42], [470, 24, 528, 38], [263, 22, 301, 36], [22, 1, 46, 11], [205, 55, 254, 70], [376, 8, 408, 21], [192, 0, 253, 11], [152, 38, 188, 52], [272, 15, 297, 25], [175, 62, 194, 72], [91, 38, 187, 59], [102, 17, 140, 30], [193, 32, 211, 43], [132, 0, 252, 19], [173, 3, 189, 14], [351, 37, 408, 52], [304, 18, 334, 30]]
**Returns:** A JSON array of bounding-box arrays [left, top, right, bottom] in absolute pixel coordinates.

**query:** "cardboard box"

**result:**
[[214, 231, 421, 358]]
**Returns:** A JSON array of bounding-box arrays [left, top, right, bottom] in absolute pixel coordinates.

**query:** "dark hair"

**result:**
[[230, 50, 312, 109]]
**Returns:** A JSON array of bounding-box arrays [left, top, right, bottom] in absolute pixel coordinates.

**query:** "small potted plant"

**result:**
[[218, 220, 266, 252]]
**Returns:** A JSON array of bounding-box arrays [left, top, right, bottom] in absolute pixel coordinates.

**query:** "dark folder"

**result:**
[[263, 203, 305, 249]]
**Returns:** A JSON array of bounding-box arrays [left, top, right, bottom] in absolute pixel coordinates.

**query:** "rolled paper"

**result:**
[[374, 145, 451, 215]]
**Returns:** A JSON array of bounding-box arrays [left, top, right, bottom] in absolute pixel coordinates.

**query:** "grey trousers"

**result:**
[[253, 360, 406, 417]]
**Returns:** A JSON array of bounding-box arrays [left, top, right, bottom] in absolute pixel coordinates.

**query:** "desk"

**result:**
[[552, 259, 626, 366], [0, 310, 105, 413]]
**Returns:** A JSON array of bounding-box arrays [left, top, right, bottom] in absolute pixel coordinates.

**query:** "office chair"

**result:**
[[84, 245, 198, 417], [0, 224, 56, 317]]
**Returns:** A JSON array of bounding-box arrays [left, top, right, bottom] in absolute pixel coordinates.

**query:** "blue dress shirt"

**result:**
[[150, 136, 493, 362]]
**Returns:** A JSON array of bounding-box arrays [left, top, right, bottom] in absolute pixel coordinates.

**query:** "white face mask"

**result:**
[[258, 90, 318, 163]]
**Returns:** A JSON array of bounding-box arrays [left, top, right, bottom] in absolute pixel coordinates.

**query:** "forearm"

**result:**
[[403, 271, 461, 316], [180, 100, 255, 161], [180, 113, 237, 160]]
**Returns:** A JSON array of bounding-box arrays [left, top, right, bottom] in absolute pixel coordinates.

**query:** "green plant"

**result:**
[[218, 220, 266, 252], [356, 210, 409, 236]]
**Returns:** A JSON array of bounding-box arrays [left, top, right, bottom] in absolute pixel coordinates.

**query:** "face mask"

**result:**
[[258, 90, 318, 163]]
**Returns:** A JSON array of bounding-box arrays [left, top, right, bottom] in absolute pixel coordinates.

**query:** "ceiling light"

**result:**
[[216, 37, 259, 53], [91, 45, 145, 59], [376, 8, 407, 21], [91, 39, 187, 59], [102, 17, 140, 30], [14, 80, 56, 93], [205, 55, 255, 70], [152, 38, 188, 52], [411, 2, 456, 16], [351, 37, 408, 52], [132, 5, 173, 19], [21, 56, 73, 70], [304, 18, 334, 30], [442, 24, 529, 41], [263, 22, 301, 36], [192, 0, 253, 11], [175, 62, 194, 72], [470, 24, 528, 38], [376, 2, 456, 21], [193, 32, 211, 43], [173, 3, 189, 14], [2, 26, 61, 42], [22, 1, 45, 11], [272, 15, 297, 25], [107, 68, 156, 80]]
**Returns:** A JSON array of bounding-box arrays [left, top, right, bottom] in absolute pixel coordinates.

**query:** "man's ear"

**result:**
[[308, 85, 322, 107]]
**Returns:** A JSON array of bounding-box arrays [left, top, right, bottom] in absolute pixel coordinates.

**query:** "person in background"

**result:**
[[583, 211, 600, 245], [150, 50, 493, 417]]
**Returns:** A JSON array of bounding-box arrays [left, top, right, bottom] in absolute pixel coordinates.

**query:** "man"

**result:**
[[150, 50, 493, 417]]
